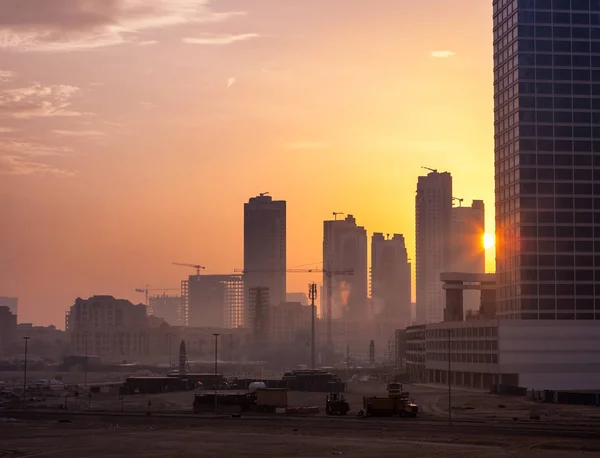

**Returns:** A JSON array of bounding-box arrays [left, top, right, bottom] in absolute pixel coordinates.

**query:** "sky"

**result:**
[[0, 0, 495, 327]]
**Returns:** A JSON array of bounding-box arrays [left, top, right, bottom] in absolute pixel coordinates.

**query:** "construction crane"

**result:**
[[452, 197, 464, 207], [333, 212, 344, 221], [259, 192, 270, 197], [421, 166, 438, 173], [234, 267, 354, 354], [173, 263, 206, 275]]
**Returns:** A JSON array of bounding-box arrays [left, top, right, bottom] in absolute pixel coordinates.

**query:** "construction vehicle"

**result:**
[[253, 388, 287, 413], [326, 392, 350, 416], [360, 383, 418, 417]]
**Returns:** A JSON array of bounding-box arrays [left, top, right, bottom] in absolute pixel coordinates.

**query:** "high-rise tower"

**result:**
[[244, 194, 286, 325], [494, 0, 600, 320], [415, 171, 453, 324]]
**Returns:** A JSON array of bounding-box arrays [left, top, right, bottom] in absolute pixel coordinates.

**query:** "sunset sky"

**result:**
[[0, 0, 495, 326]]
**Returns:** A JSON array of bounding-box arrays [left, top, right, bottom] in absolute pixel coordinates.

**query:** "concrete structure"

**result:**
[[66, 295, 150, 362], [415, 171, 453, 324], [494, 0, 600, 320], [270, 301, 311, 344], [184, 275, 244, 329], [0, 297, 18, 316], [286, 292, 309, 306], [371, 233, 411, 328], [244, 194, 286, 318], [441, 273, 496, 322], [149, 294, 182, 327], [0, 306, 17, 356], [406, 320, 600, 391], [323, 214, 368, 321], [14, 324, 67, 362], [451, 201, 485, 316], [248, 286, 270, 346], [406, 324, 426, 382]]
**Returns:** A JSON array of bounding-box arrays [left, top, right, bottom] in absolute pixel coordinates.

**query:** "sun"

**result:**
[[483, 233, 495, 250]]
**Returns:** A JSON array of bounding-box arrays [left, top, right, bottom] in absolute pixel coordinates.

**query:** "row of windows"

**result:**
[[521, 196, 600, 210], [427, 353, 499, 364], [520, 11, 600, 26], [518, 0, 600, 12], [521, 255, 600, 267], [521, 124, 600, 136], [521, 68, 600, 82], [520, 52, 600, 65], [520, 167, 600, 180], [426, 327, 497, 338], [426, 340, 498, 351], [520, 139, 600, 153], [521, 239, 600, 251], [519, 181, 600, 194], [520, 39, 600, 54], [521, 23, 600, 39], [500, 312, 600, 319], [520, 297, 600, 307], [521, 225, 600, 237], [520, 110, 600, 123], [520, 82, 600, 96]]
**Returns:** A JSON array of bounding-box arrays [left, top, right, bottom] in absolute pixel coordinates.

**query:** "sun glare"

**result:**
[[483, 233, 495, 250]]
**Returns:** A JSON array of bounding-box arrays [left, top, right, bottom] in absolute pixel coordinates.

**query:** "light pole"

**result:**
[[84, 330, 89, 387], [168, 333, 173, 372], [446, 329, 452, 424], [23, 336, 30, 401], [308, 283, 317, 370], [213, 333, 220, 414]]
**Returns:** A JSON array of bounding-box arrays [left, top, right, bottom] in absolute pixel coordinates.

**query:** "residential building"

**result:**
[[494, 0, 600, 319], [244, 194, 286, 321], [0, 306, 17, 356], [149, 294, 183, 327], [371, 233, 411, 328], [14, 324, 67, 362], [66, 295, 149, 362], [0, 297, 18, 316], [415, 171, 453, 324], [183, 275, 244, 329], [323, 214, 368, 321]]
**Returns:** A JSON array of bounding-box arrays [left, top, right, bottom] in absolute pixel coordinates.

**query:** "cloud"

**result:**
[[0, 0, 245, 52], [0, 139, 73, 176], [0, 70, 15, 83], [227, 77, 236, 88], [431, 50, 455, 58], [0, 83, 82, 119], [183, 33, 258, 45], [53, 129, 105, 137], [285, 141, 328, 151], [138, 40, 158, 46], [0, 127, 16, 133]]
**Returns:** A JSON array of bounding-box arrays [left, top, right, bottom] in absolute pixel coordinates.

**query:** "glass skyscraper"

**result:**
[[494, 0, 600, 319]]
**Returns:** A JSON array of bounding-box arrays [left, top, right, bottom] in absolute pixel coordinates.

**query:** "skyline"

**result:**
[[0, 0, 496, 326]]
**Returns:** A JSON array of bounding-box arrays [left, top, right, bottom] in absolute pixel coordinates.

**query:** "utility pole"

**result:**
[[213, 333, 220, 414], [447, 329, 452, 425], [308, 283, 317, 370], [22, 336, 30, 401], [84, 330, 89, 387]]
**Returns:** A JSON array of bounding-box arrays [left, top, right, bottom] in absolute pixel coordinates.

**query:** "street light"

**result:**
[[446, 329, 452, 424], [23, 336, 30, 401], [213, 333, 220, 414], [84, 330, 89, 387]]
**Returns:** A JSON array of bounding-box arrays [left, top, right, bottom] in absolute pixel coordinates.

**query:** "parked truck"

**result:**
[[253, 388, 287, 412]]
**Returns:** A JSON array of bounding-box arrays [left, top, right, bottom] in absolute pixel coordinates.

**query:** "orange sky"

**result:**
[[0, 0, 495, 326]]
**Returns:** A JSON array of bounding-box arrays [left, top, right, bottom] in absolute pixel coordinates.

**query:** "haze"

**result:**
[[0, 0, 495, 326]]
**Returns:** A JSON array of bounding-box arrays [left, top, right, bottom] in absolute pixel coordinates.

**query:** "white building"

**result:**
[[415, 171, 452, 324], [409, 320, 600, 391]]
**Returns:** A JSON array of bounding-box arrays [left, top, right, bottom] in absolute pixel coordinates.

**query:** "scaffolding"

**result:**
[[180, 279, 189, 327], [223, 275, 244, 329]]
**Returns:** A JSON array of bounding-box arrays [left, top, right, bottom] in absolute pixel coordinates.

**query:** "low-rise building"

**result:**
[[0, 306, 17, 356]]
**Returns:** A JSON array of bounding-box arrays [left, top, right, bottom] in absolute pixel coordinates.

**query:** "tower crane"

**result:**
[[172, 263, 206, 276], [333, 212, 344, 221], [259, 192, 270, 197], [234, 266, 354, 355], [421, 166, 438, 173]]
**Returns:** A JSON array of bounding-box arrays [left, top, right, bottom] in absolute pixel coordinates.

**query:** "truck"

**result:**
[[361, 392, 418, 418], [254, 388, 287, 413]]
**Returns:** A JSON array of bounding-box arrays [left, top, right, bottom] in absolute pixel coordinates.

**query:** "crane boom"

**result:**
[[173, 262, 206, 275], [421, 166, 438, 174]]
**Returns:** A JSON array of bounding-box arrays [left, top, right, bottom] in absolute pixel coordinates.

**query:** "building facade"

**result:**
[[0, 297, 18, 316], [494, 0, 600, 319], [0, 306, 17, 356], [185, 275, 244, 329], [270, 301, 312, 344], [323, 214, 368, 321], [244, 194, 286, 317], [415, 171, 453, 324], [66, 295, 150, 362], [150, 294, 183, 327], [371, 233, 412, 328]]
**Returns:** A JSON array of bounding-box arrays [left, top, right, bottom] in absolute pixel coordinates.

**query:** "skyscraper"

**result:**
[[244, 194, 286, 323], [450, 200, 486, 317], [451, 200, 485, 274], [323, 214, 368, 321], [494, 0, 600, 320], [371, 233, 412, 328], [415, 171, 453, 324]]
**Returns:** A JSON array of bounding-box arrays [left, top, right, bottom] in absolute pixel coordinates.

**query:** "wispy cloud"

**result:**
[[0, 127, 15, 133], [0, 70, 15, 83], [53, 129, 105, 137], [0, 0, 245, 52], [0, 83, 82, 119], [431, 50, 455, 58], [285, 141, 329, 151], [183, 33, 259, 45], [227, 77, 236, 88], [138, 40, 158, 46], [0, 139, 73, 176]]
